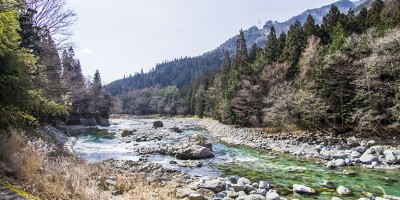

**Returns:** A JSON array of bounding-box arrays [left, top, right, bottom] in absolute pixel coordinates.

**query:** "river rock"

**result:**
[[251, 189, 267, 196], [238, 177, 251, 185], [198, 179, 226, 193], [346, 137, 359, 147], [197, 188, 215, 199], [153, 121, 163, 128], [189, 193, 207, 200], [360, 151, 378, 164], [367, 140, 376, 147], [351, 151, 362, 159], [266, 190, 280, 200], [332, 152, 346, 159], [175, 144, 214, 160], [355, 146, 367, 154], [384, 150, 400, 164], [371, 146, 384, 155], [335, 159, 346, 166], [228, 191, 239, 198], [176, 187, 196, 198], [326, 161, 336, 169], [320, 148, 332, 160], [171, 126, 182, 133], [384, 195, 400, 200], [213, 191, 228, 199], [293, 184, 316, 194], [237, 194, 266, 200], [332, 197, 342, 200], [337, 186, 351, 195], [228, 175, 240, 184], [233, 184, 246, 192], [259, 181, 269, 190], [121, 128, 137, 137]]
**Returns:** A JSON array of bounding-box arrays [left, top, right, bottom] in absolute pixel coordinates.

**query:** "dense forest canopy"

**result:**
[[107, 0, 400, 135]]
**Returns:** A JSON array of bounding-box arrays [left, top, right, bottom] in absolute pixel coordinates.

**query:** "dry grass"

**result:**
[[0, 130, 177, 200]]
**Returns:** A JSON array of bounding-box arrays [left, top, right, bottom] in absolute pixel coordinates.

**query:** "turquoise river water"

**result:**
[[70, 119, 400, 200]]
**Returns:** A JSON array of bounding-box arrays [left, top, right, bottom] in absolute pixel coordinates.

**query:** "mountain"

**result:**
[[106, 0, 361, 96], [217, 0, 358, 54]]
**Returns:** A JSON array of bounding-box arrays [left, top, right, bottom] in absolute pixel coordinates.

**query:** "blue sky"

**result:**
[[67, 0, 338, 83]]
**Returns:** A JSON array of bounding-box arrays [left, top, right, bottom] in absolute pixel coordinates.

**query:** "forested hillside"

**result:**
[[0, 0, 112, 129], [110, 0, 400, 135], [106, 0, 358, 98]]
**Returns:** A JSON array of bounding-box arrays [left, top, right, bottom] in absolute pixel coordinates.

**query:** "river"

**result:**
[[70, 118, 400, 199]]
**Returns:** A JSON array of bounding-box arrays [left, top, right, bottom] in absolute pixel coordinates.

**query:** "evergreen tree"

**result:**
[[367, 0, 384, 26], [322, 5, 341, 43], [357, 7, 369, 32], [303, 14, 319, 38], [248, 43, 258, 64], [280, 20, 306, 80], [18, 8, 40, 54], [264, 26, 279, 63], [277, 31, 286, 59]]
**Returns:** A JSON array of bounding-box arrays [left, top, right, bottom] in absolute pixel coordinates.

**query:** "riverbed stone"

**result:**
[[337, 186, 351, 195], [384, 150, 400, 164], [198, 179, 226, 193], [266, 190, 280, 200], [232, 184, 246, 192], [175, 144, 214, 160], [355, 146, 367, 154], [189, 193, 207, 200], [360, 151, 378, 164], [197, 188, 215, 199], [334, 159, 346, 166], [153, 121, 163, 128], [371, 146, 384, 155], [250, 189, 267, 196], [293, 184, 316, 194], [259, 181, 269, 190], [227, 191, 239, 198], [227, 175, 240, 184], [176, 187, 196, 198], [332, 152, 346, 159], [237, 194, 266, 200], [326, 161, 336, 169], [320, 148, 332, 160], [238, 177, 251, 185], [383, 195, 400, 200], [351, 151, 362, 159]]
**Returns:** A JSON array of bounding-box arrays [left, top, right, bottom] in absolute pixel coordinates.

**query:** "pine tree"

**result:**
[[277, 31, 286, 59], [18, 8, 40, 54], [322, 5, 341, 42], [248, 43, 258, 64], [303, 14, 319, 38], [357, 7, 369, 32], [264, 26, 279, 63], [280, 20, 306, 80], [367, 0, 384, 26]]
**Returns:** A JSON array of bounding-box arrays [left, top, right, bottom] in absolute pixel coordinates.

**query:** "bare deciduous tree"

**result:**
[[24, 0, 76, 45]]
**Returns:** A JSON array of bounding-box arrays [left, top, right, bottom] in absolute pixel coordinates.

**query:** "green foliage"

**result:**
[[328, 22, 347, 54], [303, 14, 319, 38], [264, 26, 280, 63], [280, 20, 306, 80]]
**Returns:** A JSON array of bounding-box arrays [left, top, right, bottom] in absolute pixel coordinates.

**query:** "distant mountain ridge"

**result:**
[[217, 0, 360, 54], [106, 0, 366, 95]]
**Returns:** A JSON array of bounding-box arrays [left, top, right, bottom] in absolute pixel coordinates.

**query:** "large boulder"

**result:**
[[175, 144, 214, 160], [153, 121, 163, 128]]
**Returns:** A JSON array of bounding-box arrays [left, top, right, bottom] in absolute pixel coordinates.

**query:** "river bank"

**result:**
[[89, 116, 400, 200]]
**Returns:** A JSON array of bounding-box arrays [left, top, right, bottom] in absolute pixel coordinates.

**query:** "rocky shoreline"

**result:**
[[192, 118, 400, 170], [66, 116, 400, 200]]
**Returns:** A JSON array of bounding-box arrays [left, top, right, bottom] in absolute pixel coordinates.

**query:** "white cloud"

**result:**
[[80, 48, 94, 55]]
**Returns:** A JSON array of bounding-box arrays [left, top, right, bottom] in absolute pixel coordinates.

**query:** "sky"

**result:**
[[67, 0, 338, 83]]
